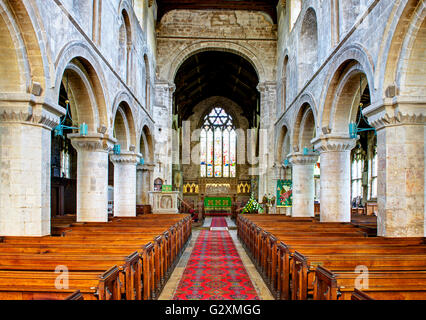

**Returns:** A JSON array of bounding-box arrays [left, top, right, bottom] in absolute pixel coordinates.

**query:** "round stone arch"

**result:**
[[118, 0, 135, 37], [276, 124, 291, 164], [139, 125, 154, 163], [112, 100, 137, 151], [111, 91, 137, 134], [322, 61, 371, 135], [394, 2, 426, 97], [292, 101, 317, 152], [54, 42, 110, 132], [164, 41, 267, 83], [318, 44, 375, 133], [297, 7, 319, 88], [58, 60, 102, 133], [279, 50, 290, 111], [376, 0, 426, 97], [291, 92, 318, 140], [0, 0, 49, 94], [279, 48, 290, 80]]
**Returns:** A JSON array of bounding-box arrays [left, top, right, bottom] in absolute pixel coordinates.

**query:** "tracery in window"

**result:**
[[200, 108, 236, 178]]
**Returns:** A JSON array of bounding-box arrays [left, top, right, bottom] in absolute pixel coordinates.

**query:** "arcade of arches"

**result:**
[[0, 0, 425, 301]]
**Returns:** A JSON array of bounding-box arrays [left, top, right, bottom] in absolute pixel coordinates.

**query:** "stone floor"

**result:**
[[158, 219, 274, 300]]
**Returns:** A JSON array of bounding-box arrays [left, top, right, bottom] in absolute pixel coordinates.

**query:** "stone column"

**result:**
[[0, 99, 64, 236], [110, 152, 139, 217], [365, 99, 426, 237], [153, 80, 175, 184], [70, 134, 115, 222], [136, 166, 144, 205], [257, 81, 277, 199], [288, 153, 318, 217], [313, 135, 356, 222], [136, 163, 155, 205]]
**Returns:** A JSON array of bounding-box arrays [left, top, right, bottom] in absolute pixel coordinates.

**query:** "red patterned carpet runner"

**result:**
[[210, 217, 228, 228], [173, 230, 260, 300]]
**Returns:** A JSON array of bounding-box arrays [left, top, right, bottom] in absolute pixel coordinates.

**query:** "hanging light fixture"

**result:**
[[113, 144, 121, 155], [349, 75, 376, 139], [302, 146, 320, 155]]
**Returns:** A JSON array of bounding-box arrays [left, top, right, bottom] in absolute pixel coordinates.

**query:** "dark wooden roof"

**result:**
[[156, 0, 278, 24], [174, 51, 259, 126]]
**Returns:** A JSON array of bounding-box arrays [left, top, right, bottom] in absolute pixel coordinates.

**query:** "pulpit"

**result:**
[[148, 191, 179, 214]]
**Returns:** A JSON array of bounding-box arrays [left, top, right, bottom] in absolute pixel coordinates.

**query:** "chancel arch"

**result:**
[[163, 41, 265, 84], [173, 49, 259, 210]]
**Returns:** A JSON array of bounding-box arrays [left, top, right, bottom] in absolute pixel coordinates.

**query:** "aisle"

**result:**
[[158, 217, 273, 300]]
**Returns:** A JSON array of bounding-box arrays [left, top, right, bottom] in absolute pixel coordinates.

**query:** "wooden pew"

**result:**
[[0, 251, 141, 300], [292, 251, 426, 300], [314, 266, 426, 300], [351, 288, 374, 300], [0, 267, 120, 300], [65, 290, 84, 300], [236, 214, 426, 301], [0, 214, 191, 300]]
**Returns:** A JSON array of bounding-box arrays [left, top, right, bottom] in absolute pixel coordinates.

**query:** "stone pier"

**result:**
[[70, 134, 115, 222], [313, 135, 356, 223], [111, 152, 139, 217], [288, 153, 318, 217]]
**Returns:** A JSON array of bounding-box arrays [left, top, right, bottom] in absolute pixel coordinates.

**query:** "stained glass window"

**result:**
[[200, 108, 236, 178]]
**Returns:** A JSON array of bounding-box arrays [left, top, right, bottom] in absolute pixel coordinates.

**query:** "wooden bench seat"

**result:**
[[237, 214, 426, 301], [292, 251, 426, 300], [0, 214, 191, 300], [314, 266, 426, 300], [0, 269, 118, 300], [272, 238, 426, 299]]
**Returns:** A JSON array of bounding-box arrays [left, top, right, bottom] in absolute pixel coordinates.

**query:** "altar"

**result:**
[[204, 196, 232, 214]]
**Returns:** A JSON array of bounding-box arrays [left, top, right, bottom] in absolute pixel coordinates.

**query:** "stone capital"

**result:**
[[257, 81, 277, 93], [312, 135, 356, 153], [288, 153, 318, 165], [155, 80, 176, 94], [69, 134, 117, 153], [110, 151, 140, 165], [0, 95, 65, 130], [363, 96, 426, 130], [137, 162, 156, 172]]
